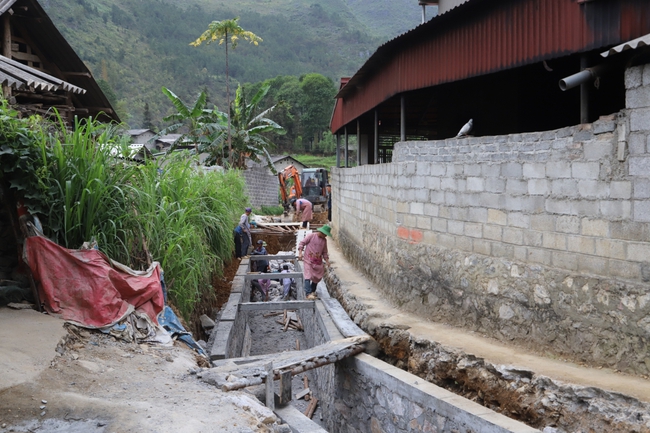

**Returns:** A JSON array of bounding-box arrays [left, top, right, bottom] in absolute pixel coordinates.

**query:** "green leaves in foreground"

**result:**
[[0, 102, 248, 321]]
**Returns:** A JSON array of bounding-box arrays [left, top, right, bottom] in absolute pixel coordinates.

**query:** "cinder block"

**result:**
[[527, 247, 551, 265], [546, 161, 572, 179], [633, 200, 650, 222], [416, 162, 431, 176], [523, 230, 543, 247], [630, 108, 650, 132], [595, 238, 627, 260], [628, 242, 650, 260], [578, 255, 608, 275], [523, 163, 545, 179], [426, 176, 441, 190], [464, 164, 482, 176], [600, 200, 631, 219], [573, 200, 600, 216], [630, 156, 650, 177], [441, 178, 456, 190], [506, 179, 528, 195], [464, 222, 482, 238], [467, 207, 488, 223], [437, 234, 456, 248], [625, 65, 643, 89], [610, 181, 632, 199], [503, 227, 524, 245], [430, 164, 446, 176], [411, 175, 427, 189], [410, 202, 425, 215], [528, 179, 549, 195], [556, 216, 581, 234], [455, 235, 473, 252], [628, 133, 647, 156], [473, 239, 491, 255], [483, 224, 502, 241], [584, 140, 615, 160], [542, 232, 567, 250], [610, 221, 650, 241], [572, 162, 600, 180], [644, 64, 650, 86], [546, 199, 573, 215], [481, 163, 501, 178], [416, 216, 431, 230], [487, 209, 507, 225], [491, 242, 514, 259], [501, 162, 522, 178], [424, 203, 440, 217], [508, 212, 530, 228], [626, 86, 650, 109], [485, 178, 506, 193], [479, 192, 505, 208], [448, 220, 464, 235], [505, 195, 524, 211], [531, 214, 555, 231], [634, 179, 650, 199], [609, 259, 641, 280], [566, 235, 595, 255], [467, 177, 485, 192], [430, 190, 445, 204], [445, 191, 459, 206], [551, 251, 579, 271]]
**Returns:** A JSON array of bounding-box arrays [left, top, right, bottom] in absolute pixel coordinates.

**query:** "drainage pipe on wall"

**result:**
[[559, 61, 607, 124]]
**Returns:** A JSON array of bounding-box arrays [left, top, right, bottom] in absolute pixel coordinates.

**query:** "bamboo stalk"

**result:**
[[304, 397, 318, 418]]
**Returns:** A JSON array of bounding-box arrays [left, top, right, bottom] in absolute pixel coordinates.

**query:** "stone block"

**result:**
[[424, 203, 439, 217], [466, 177, 485, 192], [546, 161, 571, 179], [546, 199, 573, 215], [467, 207, 487, 223], [542, 232, 567, 250], [483, 224, 502, 241], [625, 65, 643, 89], [430, 164, 446, 176], [610, 181, 632, 199], [437, 233, 456, 248], [595, 238, 627, 260], [473, 239, 492, 255], [426, 176, 441, 190], [592, 120, 617, 134], [506, 179, 528, 195], [523, 230, 543, 247], [628, 242, 650, 261], [441, 178, 456, 190], [416, 216, 431, 230], [626, 86, 650, 109], [628, 133, 648, 155], [610, 221, 650, 241], [485, 178, 506, 193], [501, 162, 522, 178], [505, 195, 524, 211], [487, 209, 507, 225], [531, 214, 555, 231], [578, 180, 609, 198], [464, 163, 482, 176], [508, 212, 530, 228], [523, 163, 545, 178], [448, 220, 464, 235], [491, 242, 514, 259], [609, 259, 641, 280], [528, 179, 549, 195], [456, 236, 473, 252], [527, 247, 551, 265], [479, 192, 505, 208], [630, 156, 650, 177], [503, 227, 524, 245], [430, 190, 445, 204], [481, 163, 501, 178], [581, 218, 609, 237], [571, 162, 600, 179], [551, 179, 578, 198], [556, 216, 581, 234], [634, 200, 650, 222], [634, 179, 650, 199], [578, 255, 608, 275], [630, 108, 650, 132], [411, 175, 427, 189], [551, 251, 579, 271], [584, 139, 615, 160], [432, 217, 448, 232], [566, 235, 595, 255], [603, 199, 633, 219], [464, 222, 482, 238], [574, 199, 600, 216], [416, 162, 431, 176]]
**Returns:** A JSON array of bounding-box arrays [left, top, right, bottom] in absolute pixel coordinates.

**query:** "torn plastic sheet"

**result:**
[[158, 306, 207, 358]]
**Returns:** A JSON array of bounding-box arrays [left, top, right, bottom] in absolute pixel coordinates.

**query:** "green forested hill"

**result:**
[[42, 0, 421, 129]]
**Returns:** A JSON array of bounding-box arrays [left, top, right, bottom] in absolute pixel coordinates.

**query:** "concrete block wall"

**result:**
[[329, 64, 650, 374], [243, 167, 280, 209]]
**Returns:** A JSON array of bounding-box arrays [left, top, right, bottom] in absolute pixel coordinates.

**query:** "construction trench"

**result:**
[[197, 225, 650, 433]]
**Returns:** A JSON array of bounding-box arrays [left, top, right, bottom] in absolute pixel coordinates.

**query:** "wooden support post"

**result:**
[[265, 362, 274, 411], [304, 397, 318, 418], [279, 370, 292, 404]]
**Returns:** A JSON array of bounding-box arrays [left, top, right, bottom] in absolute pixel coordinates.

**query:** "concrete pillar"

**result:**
[[374, 110, 379, 164], [336, 133, 341, 168], [344, 127, 349, 168], [580, 55, 589, 124], [357, 119, 361, 166], [400, 96, 406, 142]]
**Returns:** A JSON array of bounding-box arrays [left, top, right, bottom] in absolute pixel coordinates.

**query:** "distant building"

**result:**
[[247, 154, 309, 175], [127, 129, 157, 151]]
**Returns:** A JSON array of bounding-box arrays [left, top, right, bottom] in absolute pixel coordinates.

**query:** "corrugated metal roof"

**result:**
[[601, 33, 650, 57], [0, 54, 85, 94], [332, 0, 650, 133]]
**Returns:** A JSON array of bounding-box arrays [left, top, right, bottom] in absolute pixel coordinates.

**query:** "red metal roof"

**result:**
[[331, 0, 650, 133]]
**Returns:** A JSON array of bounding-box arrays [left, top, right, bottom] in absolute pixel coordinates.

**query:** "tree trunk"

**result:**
[[226, 32, 232, 165]]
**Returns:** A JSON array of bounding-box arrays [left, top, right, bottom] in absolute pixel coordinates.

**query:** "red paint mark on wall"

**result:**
[[410, 230, 423, 243], [396, 227, 423, 244]]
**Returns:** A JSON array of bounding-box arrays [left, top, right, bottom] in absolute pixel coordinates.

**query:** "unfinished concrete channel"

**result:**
[[200, 229, 539, 433]]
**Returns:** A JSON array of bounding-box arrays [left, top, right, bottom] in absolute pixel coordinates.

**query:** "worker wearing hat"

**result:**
[[237, 207, 253, 258], [251, 239, 269, 272], [297, 225, 331, 299]]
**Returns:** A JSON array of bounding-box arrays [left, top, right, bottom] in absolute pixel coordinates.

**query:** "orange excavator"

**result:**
[[278, 165, 303, 212]]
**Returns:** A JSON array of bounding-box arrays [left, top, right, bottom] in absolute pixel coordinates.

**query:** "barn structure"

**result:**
[[331, 0, 650, 165]]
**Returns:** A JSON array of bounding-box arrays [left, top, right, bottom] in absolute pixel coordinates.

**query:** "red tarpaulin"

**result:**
[[25, 236, 164, 328]]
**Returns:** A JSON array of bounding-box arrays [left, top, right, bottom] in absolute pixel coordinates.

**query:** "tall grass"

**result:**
[[0, 105, 249, 321]]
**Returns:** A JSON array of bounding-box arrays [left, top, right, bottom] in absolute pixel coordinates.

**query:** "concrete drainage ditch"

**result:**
[[324, 271, 650, 433], [200, 251, 540, 433]]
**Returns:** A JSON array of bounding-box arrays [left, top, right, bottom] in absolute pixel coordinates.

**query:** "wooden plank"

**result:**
[[238, 300, 314, 311], [305, 397, 318, 418], [265, 362, 275, 410], [279, 370, 292, 404], [296, 388, 310, 400], [248, 254, 295, 260]]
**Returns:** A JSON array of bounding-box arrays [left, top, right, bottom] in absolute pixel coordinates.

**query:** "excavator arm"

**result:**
[[278, 165, 303, 210]]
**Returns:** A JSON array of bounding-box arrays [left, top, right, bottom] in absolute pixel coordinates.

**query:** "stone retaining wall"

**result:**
[[329, 64, 650, 374], [243, 167, 279, 209]]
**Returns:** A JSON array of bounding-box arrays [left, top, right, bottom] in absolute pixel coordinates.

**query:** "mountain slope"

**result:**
[[42, 0, 421, 128]]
